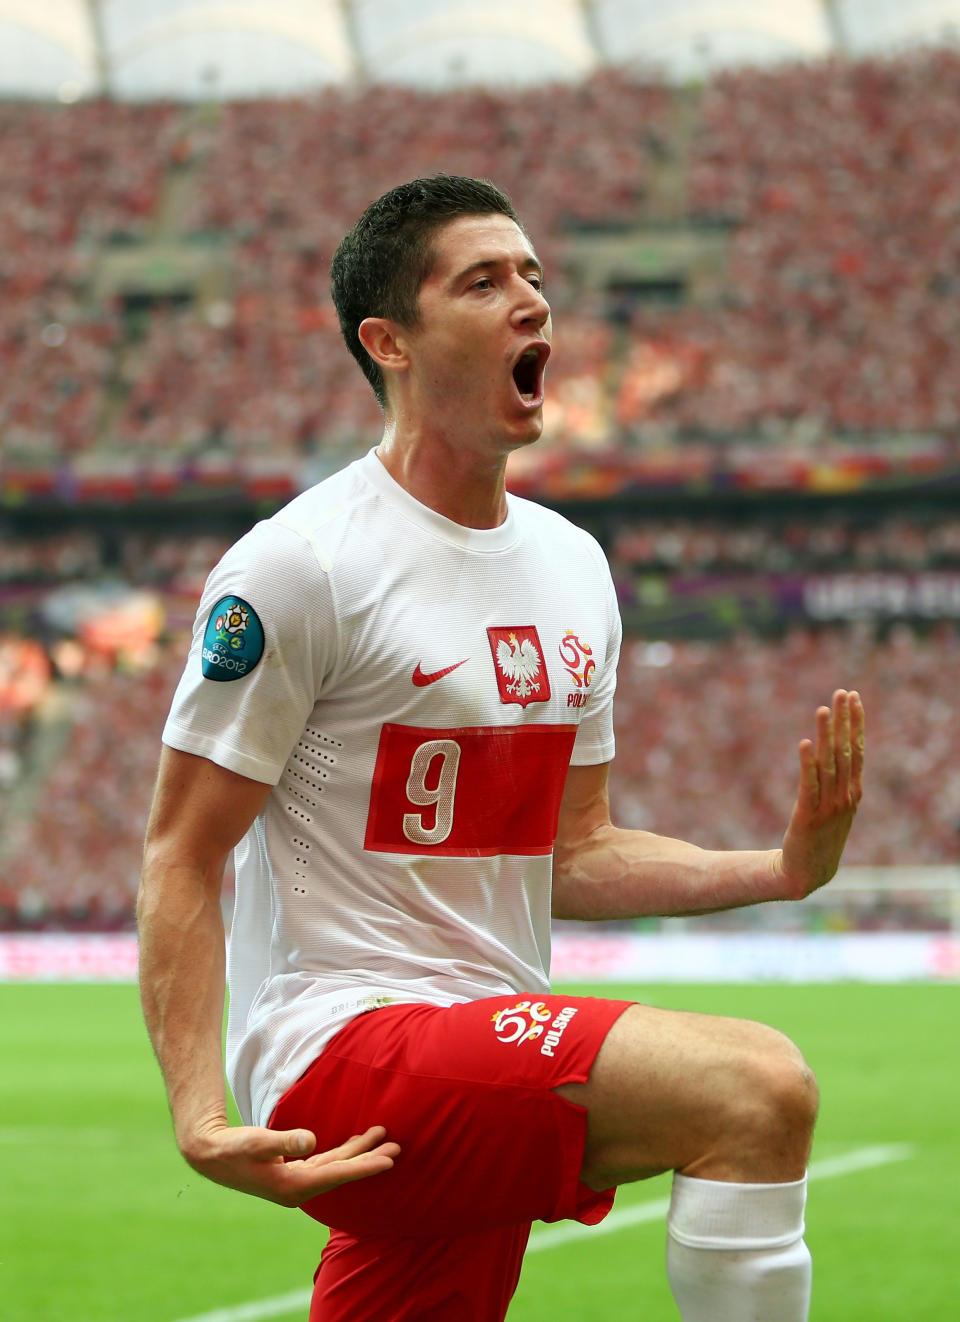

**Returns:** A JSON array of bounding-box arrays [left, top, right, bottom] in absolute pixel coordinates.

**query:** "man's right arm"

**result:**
[[137, 745, 400, 1206]]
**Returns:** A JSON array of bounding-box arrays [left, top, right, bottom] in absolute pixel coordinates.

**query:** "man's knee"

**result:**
[[741, 1034, 818, 1136], [701, 1030, 819, 1178], [560, 1007, 820, 1187]]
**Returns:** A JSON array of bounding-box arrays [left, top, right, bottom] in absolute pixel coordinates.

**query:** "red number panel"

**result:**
[[364, 723, 578, 857]]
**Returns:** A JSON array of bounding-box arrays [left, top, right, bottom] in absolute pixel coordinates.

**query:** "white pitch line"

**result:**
[[170, 1292, 313, 1322], [806, 1142, 913, 1179], [169, 1143, 913, 1322]]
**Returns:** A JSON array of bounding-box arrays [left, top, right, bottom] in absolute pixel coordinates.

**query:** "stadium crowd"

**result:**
[[0, 640, 185, 931], [0, 100, 179, 464], [611, 513, 960, 573], [1, 618, 957, 931], [3, 513, 960, 594], [636, 50, 960, 439], [4, 53, 960, 466]]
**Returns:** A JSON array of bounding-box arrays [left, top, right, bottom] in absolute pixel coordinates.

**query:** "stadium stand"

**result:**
[[4, 52, 960, 475], [633, 51, 960, 439], [0, 101, 178, 466], [613, 625, 960, 870], [611, 514, 960, 573], [0, 643, 183, 931], [1, 619, 958, 932]]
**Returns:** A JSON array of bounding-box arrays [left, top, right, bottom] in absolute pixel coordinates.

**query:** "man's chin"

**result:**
[[503, 409, 544, 448]]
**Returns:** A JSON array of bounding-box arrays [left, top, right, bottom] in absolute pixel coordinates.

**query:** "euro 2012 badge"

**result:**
[[201, 595, 265, 682]]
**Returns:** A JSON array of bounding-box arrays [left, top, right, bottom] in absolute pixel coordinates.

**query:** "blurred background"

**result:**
[[1, 1, 959, 975]]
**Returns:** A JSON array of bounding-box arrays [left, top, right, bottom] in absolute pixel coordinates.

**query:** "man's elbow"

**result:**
[[137, 834, 227, 925], [550, 851, 597, 922]]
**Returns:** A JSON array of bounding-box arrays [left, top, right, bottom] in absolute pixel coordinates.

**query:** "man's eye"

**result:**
[[472, 277, 493, 291], [529, 277, 544, 293]]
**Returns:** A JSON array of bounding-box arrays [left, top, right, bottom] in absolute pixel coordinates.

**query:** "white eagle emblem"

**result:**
[[496, 633, 542, 701]]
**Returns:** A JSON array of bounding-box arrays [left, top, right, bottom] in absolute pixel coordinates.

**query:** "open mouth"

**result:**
[[511, 343, 550, 405]]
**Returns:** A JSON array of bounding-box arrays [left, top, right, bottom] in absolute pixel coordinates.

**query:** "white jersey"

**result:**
[[163, 450, 621, 1125]]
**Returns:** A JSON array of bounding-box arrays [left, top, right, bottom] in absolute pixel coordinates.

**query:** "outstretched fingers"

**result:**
[[803, 691, 864, 819], [781, 689, 865, 898], [310, 1125, 401, 1172], [849, 689, 865, 797], [830, 689, 864, 811], [816, 701, 835, 800], [292, 1124, 401, 1192], [795, 735, 820, 816]]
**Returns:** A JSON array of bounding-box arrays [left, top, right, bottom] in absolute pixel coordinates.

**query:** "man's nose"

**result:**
[[512, 279, 550, 330]]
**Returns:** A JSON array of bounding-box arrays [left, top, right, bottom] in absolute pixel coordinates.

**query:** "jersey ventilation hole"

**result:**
[[281, 727, 340, 809], [281, 728, 338, 870], [285, 784, 318, 809]]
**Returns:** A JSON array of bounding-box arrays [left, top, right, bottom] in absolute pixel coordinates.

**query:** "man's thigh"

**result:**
[[269, 993, 632, 1237], [555, 1003, 817, 1187]]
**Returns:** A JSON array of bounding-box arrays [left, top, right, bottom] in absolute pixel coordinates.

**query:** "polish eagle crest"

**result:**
[[496, 632, 542, 701]]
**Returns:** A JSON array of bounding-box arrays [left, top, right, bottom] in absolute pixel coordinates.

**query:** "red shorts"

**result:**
[[308, 1223, 531, 1322], [269, 992, 633, 1322]]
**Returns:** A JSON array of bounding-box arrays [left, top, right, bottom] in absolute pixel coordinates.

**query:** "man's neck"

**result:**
[[375, 429, 510, 530]]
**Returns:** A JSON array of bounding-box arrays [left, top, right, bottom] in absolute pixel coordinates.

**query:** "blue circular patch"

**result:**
[[201, 596, 264, 682]]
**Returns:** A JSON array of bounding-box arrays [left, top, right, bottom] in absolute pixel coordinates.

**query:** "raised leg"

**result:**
[[556, 1003, 818, 1321]]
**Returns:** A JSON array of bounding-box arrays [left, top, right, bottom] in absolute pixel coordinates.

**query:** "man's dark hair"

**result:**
[[331, 174, 522, 407]]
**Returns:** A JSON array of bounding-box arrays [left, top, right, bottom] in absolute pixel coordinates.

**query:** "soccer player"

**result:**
[[138, 175, 865, 1322]]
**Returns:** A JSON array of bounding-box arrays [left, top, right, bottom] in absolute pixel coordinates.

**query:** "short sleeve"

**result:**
[[162, 520, 339, 784], [569, 545, 621, 767]]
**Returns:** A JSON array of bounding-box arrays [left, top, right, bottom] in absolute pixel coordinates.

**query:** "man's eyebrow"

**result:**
[[450, 255, 544, 286]]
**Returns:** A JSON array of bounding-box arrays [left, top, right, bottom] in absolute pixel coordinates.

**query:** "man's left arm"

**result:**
[[552, 689, 864, 921]]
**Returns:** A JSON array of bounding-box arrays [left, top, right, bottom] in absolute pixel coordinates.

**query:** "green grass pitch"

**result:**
[[1, 981, 955, 1321]]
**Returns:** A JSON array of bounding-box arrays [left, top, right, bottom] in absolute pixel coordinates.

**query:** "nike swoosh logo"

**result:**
[[412, 659, 469, 687]]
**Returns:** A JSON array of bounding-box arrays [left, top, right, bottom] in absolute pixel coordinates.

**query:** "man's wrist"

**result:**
[[769, 847, 812, 903], [175, 1107, 231, 1162]]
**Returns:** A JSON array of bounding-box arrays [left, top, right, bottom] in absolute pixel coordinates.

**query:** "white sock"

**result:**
[[665, 1173, 811, 1321]]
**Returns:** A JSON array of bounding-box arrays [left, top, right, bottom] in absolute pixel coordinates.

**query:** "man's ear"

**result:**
[[358, 317, 411, 379]]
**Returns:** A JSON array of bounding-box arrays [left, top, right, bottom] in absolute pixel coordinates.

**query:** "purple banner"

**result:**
[[616, 571, 960, 631]]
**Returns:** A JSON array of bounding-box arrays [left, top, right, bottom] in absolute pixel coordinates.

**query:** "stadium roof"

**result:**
[[2, 0, 960, 100]]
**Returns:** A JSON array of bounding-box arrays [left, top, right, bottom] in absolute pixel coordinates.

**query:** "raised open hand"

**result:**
[[777, 689, 865, 899]]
